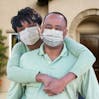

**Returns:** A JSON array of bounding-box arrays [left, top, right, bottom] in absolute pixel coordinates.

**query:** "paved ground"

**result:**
[[0, 76, 10, 99], [0, 92, 7, 99]]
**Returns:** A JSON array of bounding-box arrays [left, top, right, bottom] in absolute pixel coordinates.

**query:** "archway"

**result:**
[[69, 9, 99, 82], [69, 9, 99, 41]]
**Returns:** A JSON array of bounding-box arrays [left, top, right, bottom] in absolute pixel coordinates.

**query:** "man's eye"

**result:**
[[55, 28, 62, 31], [45, 26, 52, 29]]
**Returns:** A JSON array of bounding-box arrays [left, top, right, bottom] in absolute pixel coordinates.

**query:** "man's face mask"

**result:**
[[41, 29, 64, 47], [19, 26, 40, 45]]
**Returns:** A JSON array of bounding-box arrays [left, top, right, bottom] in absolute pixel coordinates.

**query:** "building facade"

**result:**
[[0, 0, 99, 98]]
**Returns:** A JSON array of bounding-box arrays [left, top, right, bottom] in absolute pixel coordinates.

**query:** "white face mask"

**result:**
[[41, 29, 64, 47], [19, 26, 40, 45]]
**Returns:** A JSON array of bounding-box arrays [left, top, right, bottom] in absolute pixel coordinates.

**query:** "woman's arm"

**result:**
[[7, 42, 39, 83], [7, 82, 24, 99], [64, 37, 96, 77], [79, 67, 99, 99]]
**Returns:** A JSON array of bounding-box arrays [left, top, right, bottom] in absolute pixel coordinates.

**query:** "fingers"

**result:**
[[44, 90, 56, 96], [44, 86, 64, 96], [48, 92, 56, 96], [43, 80, 51, 87], [44, 87, 57, 96]]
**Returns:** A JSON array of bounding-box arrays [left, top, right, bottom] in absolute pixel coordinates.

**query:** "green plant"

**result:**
[[0, 30, 8, 78]]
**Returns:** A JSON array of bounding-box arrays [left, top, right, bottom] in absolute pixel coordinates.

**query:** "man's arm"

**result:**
[[7, 42, 39, 83], [35, 37, 96, 95], [79, 67, 99, 99]]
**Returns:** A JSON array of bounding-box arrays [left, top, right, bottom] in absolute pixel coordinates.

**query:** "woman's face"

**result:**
[[16, 20, 41, 46], [16, 21, 37, 32]]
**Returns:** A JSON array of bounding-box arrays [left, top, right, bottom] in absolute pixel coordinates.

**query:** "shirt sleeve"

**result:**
[[7, 42, 39, 83], [79, 67, 99, 99], [64, 37, 96, 77], [7, 82, 24, 99]]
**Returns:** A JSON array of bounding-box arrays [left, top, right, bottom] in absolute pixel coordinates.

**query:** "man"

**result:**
[[19, 12, 99, 99]]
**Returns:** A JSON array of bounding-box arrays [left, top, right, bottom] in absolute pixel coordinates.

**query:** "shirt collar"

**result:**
[[38, 43, 45, 56], [38, 43, 68, 57]]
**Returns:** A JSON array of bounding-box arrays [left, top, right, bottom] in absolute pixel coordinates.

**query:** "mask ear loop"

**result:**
[[37, 25, 43, 40]]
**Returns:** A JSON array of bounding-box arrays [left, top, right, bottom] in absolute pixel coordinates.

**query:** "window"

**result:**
[[9, 33, 19, 57]]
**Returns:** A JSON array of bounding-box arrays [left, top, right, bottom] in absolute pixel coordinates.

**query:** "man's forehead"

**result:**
[[44, 13, 64, 22]]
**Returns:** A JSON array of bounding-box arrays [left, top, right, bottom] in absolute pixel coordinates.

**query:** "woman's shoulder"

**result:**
[[13, 42, 27, 49], [21, 48, 39, 59], [11, 42, 27, 54], [13, 42, 24, 47]]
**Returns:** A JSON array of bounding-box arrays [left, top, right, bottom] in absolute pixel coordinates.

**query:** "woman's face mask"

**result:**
[[19, 26, 40, 45], [41, 29, 64, 47]]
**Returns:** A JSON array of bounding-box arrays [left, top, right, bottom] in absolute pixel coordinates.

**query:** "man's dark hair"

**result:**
[[11, 7, 42, 32], [44, 12, 67, 26]]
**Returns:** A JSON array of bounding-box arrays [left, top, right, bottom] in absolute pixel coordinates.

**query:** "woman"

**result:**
[[7, 7, 96, 99]]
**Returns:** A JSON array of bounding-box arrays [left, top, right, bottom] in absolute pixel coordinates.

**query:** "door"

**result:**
[[80, 34, 99, 82]]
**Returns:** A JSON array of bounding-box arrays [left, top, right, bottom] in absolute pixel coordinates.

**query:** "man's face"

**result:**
[[41, 13, 67, 38]]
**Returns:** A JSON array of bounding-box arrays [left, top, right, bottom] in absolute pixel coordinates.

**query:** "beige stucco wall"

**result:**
[[0, 0, 47, 43], [0, 0, 47, 31], [49, 0, 99, 39], [0, 0, 99, 98]]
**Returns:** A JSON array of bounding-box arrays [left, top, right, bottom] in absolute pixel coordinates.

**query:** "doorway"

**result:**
[[80, 34, 99, 82]]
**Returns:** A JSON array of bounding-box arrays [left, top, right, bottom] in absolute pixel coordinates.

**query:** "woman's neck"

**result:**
[[27, 39, 43, 50], [44, 44, 64, 61]]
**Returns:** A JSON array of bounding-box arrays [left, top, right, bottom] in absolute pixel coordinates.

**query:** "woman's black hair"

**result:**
[[17, 7, 42, 25], [11, 7, 42, 32], [11, 15, 22, 32]]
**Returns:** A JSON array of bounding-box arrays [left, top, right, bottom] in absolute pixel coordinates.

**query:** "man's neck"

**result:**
[[44, 44, 64, 61], [28, 39, 43, 50]]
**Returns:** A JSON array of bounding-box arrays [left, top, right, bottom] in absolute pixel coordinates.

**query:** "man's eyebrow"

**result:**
[[44, 24, 51, 26], [55, 25, 62, 28]]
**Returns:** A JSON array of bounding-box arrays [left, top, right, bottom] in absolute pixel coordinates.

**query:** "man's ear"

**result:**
[[66, 28, 68, 33], [63, 28, 68, 38]]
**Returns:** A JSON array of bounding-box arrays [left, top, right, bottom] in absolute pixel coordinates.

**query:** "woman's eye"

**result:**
[[28, 23, 37, 27]]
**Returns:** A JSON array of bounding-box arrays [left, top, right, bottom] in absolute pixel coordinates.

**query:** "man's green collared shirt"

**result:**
[[20, 43, 99, 99]]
